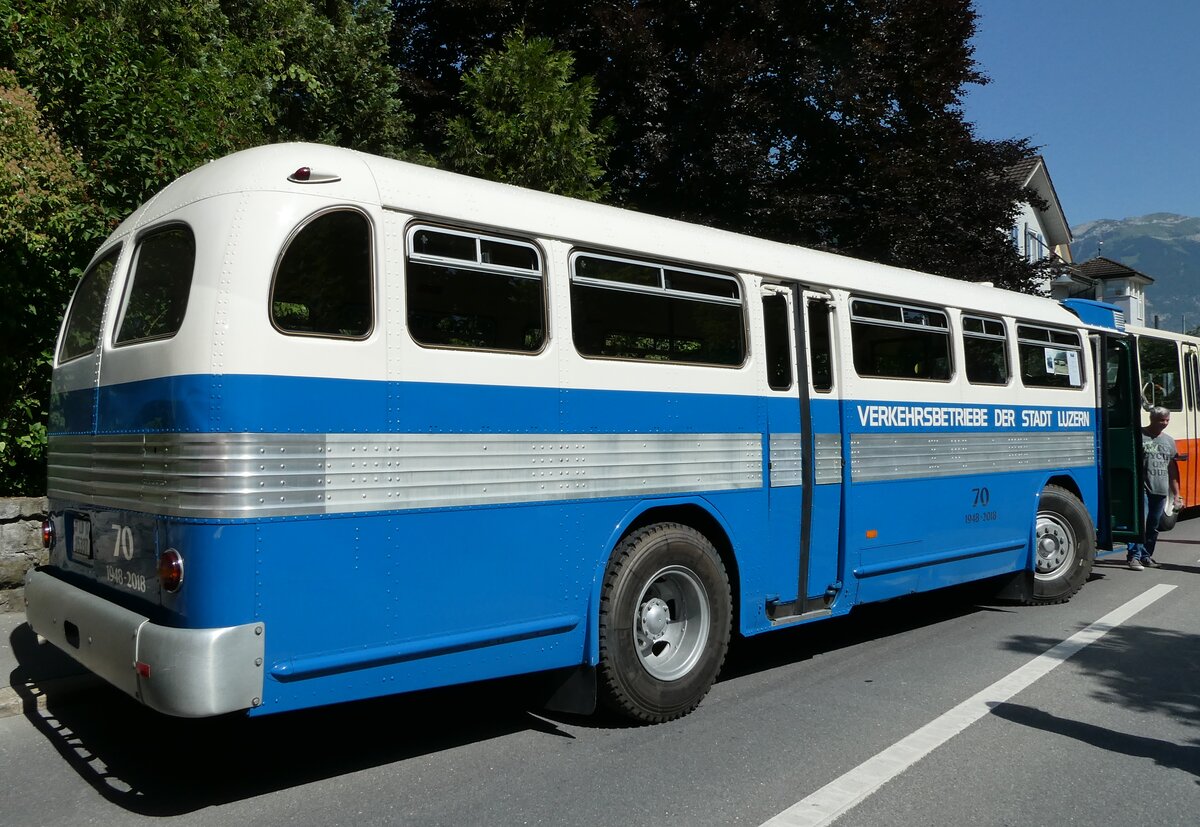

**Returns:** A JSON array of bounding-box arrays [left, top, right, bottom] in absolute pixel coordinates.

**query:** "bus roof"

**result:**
[[111, 142, 1089, 328]]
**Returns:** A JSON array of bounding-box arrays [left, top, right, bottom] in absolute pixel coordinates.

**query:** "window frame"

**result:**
[[1015, 322, 1087, 390], [849, 297, 953, 382], [112, 223, 196, 348], [568, 249, 747, 367], [57, 244, 123, 365], [270, 206, 377, 341], [403, 223, 547, 354], [961, 313, 1010, 386]]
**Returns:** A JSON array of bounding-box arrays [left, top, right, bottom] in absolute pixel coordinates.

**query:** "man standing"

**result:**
[[1129, 406, 1182, 570]]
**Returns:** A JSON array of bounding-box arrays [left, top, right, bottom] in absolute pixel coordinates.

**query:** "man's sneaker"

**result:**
[[1144, 557, 1161, 568], [1128, 558, 1145, 571]]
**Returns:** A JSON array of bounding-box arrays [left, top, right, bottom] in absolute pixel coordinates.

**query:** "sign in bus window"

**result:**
[[1016, 324, 1084, 389]]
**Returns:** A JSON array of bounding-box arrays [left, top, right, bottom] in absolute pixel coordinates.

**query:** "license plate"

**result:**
[[72, 517, 92, 560]]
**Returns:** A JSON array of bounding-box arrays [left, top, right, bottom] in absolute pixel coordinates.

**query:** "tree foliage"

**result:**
[[0, 69, 101, 492], [0, 0, 422, 493], [392, 0, 1045, 289], [445, 29, 611, 199]]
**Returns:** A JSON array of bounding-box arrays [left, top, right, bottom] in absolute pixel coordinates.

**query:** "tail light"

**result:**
[[42, 519, 54, 548], [157, 548, 184, 593]]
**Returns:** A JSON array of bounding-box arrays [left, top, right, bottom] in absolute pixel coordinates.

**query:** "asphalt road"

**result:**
[[2, 520, 1197, 826]]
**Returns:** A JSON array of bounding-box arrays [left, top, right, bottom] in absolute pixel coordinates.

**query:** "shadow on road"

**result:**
[[998, 621, 1200, 780], [8, 621, 568, 816], [990, 703, 1200, 780], [8, 580, 1016, 814]]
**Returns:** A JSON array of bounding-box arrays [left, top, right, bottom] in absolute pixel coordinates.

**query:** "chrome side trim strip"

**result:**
[[768, 434, 802, 487], [850, 431, 1094, 483], [814, 434, 843, 485], [49, 432, 762, 519]]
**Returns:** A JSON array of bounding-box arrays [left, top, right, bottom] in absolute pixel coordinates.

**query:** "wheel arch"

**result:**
[[582, 498, 741, 665]]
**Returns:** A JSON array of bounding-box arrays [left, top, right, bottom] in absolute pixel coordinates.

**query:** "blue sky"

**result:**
[[964, 0, 1200, 228]]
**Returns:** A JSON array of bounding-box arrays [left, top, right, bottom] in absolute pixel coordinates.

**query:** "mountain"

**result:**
[[1070, 213, 1200, 332]]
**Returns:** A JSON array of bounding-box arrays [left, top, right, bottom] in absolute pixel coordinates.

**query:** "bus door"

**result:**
[[1100, 333, 1144, 543], [1180, 342, 1199, 506], [761, 284, 842, 621]]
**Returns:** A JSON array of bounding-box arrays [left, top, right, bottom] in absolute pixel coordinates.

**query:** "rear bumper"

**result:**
[[24, 569, 265, 717]]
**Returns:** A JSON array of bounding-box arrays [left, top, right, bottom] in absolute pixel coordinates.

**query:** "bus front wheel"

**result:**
[[597, 522, 732, 723], [1029, 485, 1095, 605]]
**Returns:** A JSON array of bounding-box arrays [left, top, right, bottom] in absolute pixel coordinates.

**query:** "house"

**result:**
[[1050, 256, 1154, 328], [1007, 155, 1073, 266]]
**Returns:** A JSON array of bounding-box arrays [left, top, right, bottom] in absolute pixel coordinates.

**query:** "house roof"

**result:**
[[1007, 155, 1073, 252], [1075, 256, 1155, 284]]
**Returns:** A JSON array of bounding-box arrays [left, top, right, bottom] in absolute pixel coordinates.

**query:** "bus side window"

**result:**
[[59, 247, 121, 363], [762, 293, 792, 390], [850, 298, 951, 381], [114, 226, 195, 346], [962, 315, 1009, 385], [1136, 335, 1183, 411], [1016, 324, 1085, 389], [807, 298, 833, 392], [405, 225, 544, 352], [272, 209, 374, 339], [570, 253, 744, 366]]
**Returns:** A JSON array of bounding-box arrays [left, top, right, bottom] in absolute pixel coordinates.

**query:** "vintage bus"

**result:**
[[27, 143, 1142, 722]]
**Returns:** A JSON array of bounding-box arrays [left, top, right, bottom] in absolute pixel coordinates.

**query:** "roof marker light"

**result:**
[[288, 166, 342, 184]]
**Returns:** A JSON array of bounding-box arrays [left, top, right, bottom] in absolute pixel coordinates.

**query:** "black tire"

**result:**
[[597, 522, 732, 723], [1028, 485, 1096, 605]]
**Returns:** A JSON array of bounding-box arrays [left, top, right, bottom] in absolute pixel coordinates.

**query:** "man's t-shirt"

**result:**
[[1143, 431, 1179, 497]]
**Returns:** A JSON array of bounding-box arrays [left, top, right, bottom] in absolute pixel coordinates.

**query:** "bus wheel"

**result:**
[[1029, 485, 1096, 605], [597, 523, 731, 723]]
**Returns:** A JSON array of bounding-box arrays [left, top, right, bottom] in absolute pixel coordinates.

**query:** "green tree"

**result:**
[[0, 70, 101, 493], [0, 0, 423, 492], [392, 0, 1045, 290], [444, 30, 611, 199], [0, 0, 424, 222]]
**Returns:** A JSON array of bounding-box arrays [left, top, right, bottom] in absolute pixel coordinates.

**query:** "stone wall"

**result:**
[[0, 497, 48, 612]]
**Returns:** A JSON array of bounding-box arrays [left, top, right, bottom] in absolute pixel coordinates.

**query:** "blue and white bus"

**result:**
[[27, 143, 1142, 722]]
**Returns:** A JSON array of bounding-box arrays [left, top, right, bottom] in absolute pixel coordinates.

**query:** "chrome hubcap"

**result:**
[[633, 565, 710, 681]]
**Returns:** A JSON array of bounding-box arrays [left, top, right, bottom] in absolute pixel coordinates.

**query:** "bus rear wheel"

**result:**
[[1029, 485, 1095, 605], [597, 523, 731, 723]]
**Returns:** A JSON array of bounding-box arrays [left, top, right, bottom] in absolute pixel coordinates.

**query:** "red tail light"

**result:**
[[158, 548, 184, 593], [42, 519, 54, 548]]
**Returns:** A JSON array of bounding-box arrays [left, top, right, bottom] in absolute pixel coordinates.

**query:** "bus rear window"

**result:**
[[115, 226, 195, 345], [59, 247, 120, 363], [272, 210, 374, 338]]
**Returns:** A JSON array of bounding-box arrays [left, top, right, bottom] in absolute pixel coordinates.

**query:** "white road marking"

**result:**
[[759, 584, 1176, 827]]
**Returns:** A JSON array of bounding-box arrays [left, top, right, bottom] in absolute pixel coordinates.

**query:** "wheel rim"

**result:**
[[1034, 510, 1077, 580], [632, 565, 710, 681]]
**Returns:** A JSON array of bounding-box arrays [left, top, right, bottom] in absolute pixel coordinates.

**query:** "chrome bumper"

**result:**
[[24, 569, 265, 717]]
